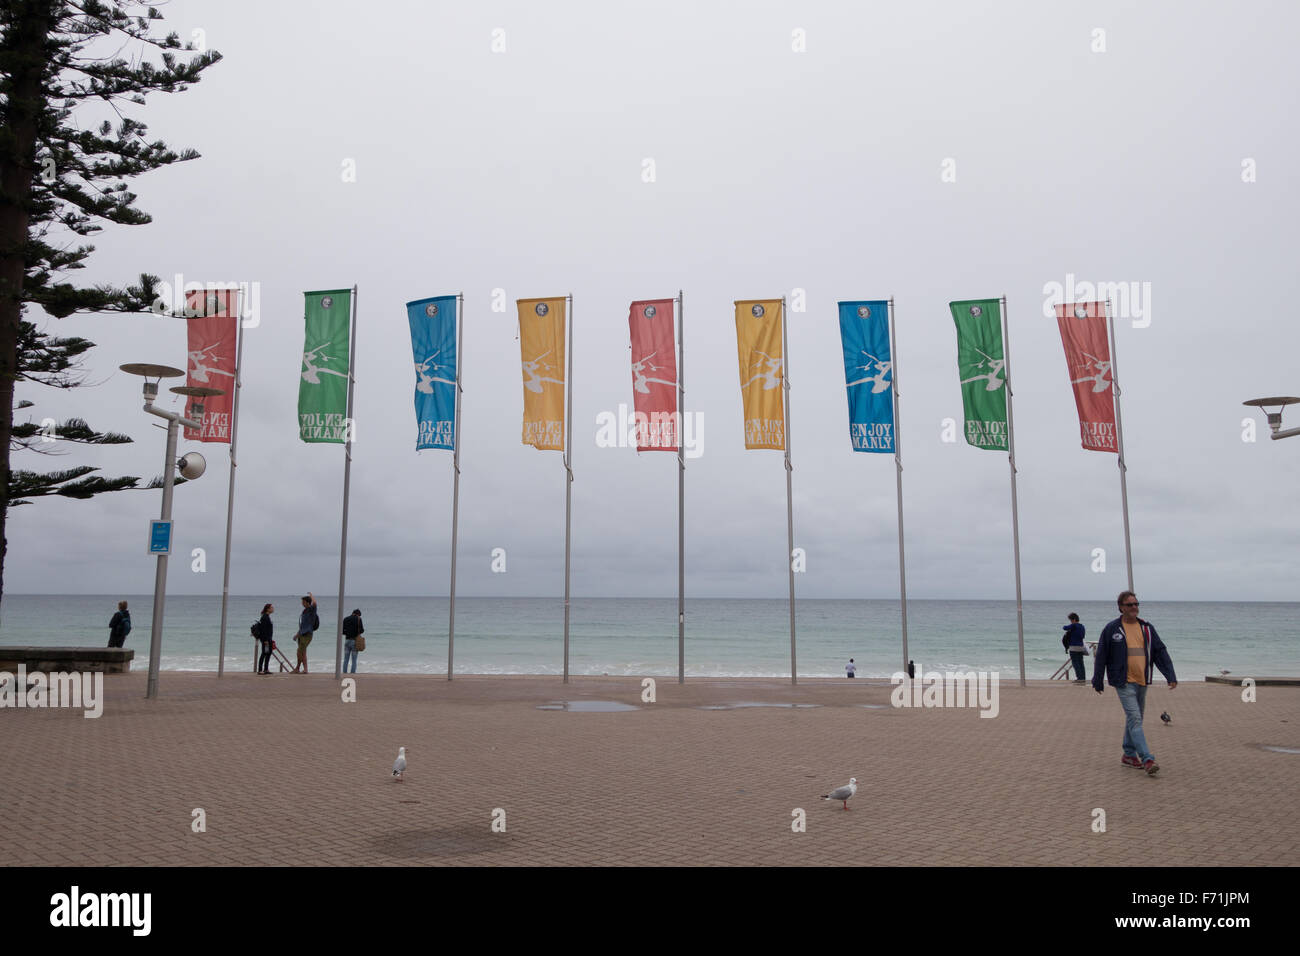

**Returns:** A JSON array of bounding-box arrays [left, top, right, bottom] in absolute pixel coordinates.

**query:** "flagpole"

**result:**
[[1000, 295, 1026, 688], [676, 290, 685, 685], [447, 292, 464, 680], [1106, 299, 1135, 591], [781, 296, 797, 686], [888, 297, 909, 674], [563, 293, 574, 684], [217, 290, 244, 677], [335, 285, 358, 681]]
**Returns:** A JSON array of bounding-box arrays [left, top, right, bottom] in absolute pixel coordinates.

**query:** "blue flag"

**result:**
[[406, 295, 458, 450], [837, 300, 894, 453]]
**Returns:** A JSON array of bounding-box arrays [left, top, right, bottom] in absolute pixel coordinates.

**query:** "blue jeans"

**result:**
[[1069, 650, 1087, 680], [343, 639, 358, 673], [1116, 683, 1153, 762]]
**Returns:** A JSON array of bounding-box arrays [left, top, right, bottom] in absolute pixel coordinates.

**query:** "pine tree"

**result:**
[[0, 1, 221, 604]]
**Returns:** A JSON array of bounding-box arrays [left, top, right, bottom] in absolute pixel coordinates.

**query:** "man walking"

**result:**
[[1092, 591, 1177, 775], [342, 608, 364, 674], [1063, 612, 1087, 682], [293, 592, 318, 674]]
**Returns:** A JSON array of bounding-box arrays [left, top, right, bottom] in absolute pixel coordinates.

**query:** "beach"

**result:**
[[2, 671, 1295, 866]]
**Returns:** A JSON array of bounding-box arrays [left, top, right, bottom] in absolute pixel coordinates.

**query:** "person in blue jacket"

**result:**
[[1063, 612, 1087, 682], [1092, 591, 1177, 775]]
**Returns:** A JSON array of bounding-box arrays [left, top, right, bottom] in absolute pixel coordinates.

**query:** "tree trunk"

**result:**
[[0, 0, 55, 613]]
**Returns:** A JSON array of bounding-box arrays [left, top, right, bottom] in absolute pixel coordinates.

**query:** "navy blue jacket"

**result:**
[[1063, 622, 1086, 648], [1092, 616, 1176, 691]]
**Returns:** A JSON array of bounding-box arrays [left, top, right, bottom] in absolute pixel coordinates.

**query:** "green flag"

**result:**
[[299, 289, 352, 443], [950, 298, 1008, 450]]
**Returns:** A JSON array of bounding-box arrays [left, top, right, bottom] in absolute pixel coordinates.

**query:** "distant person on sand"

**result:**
[[107, 600, 131, 648], [256, 603, 275, 674], [294, 592, 317, 674], [342, 608, 364, 674], [1093, 591, 1177, 776], [846, 658, 856, 679], [1063, 612, 1087, 682]]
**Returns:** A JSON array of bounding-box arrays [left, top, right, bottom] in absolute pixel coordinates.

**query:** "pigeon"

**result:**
[[392, 746, 407, 781], [1160, 711, 1171, 724], [821, 777, 857, 811]]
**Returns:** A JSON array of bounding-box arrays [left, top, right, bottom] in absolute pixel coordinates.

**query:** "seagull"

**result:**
[[392, 747, 407, 781], [1160, 711, 1172, 724], [821, 777, 857, 811]]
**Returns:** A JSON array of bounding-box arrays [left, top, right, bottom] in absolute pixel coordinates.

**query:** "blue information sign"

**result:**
[[149, 520, 173, 555]]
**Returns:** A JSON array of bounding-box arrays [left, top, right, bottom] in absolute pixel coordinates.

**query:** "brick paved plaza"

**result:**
[[2, 672, 1295, 866]]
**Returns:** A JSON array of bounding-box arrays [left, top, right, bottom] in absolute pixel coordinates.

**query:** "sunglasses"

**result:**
[[1122, 601, 1140, 607]]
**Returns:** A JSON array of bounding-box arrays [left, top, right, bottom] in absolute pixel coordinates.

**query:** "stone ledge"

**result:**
[[0, 646, 134, 673]]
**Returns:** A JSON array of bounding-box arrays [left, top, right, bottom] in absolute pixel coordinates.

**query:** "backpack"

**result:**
[[311, 609, 320, 632], [251, 620, 263, 639], [121, 614, 131, 636]]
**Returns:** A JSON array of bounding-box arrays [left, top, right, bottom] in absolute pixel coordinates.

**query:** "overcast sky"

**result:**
[[7, 0, 1299, 602]]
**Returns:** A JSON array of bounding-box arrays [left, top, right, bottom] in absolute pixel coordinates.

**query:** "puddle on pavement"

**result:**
[[858, 704, 889, 709], [697, 702, 821, 710], [1261, 745, 1300, 754], [536, 700, 640, 712]]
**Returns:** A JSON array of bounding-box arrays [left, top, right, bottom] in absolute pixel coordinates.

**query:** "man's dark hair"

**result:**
[[1117, 590, 1136, 609], [302, 595, 312, 604], [1068, 612, 1079, 622], [352, 609, 361, 616]]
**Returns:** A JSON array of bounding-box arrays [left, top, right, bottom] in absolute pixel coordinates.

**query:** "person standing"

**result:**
[[342, 608, 364, 674], [1063, 612, 1087, 682], [107, 600, 131, 648], [1092, 591, 1177, 775], [256, 603, 275, 675], [293, 592, 317, 674], [845, 658, 856, 679]]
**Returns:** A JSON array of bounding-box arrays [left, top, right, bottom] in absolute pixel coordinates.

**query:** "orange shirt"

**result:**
[[1124, 620, 1146, 685]]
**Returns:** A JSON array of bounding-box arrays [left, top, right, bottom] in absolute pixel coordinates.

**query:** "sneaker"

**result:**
[[1121, 755, 1142, 768], [1144, 759, 1159, 775]]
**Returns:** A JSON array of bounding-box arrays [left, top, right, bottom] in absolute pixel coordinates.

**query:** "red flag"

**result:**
[[1055, 301, 1117, 452], [627, 299, 678, 451], [183, 288, 238, 442]]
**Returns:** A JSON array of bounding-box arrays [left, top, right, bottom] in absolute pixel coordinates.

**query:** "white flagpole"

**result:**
[[447, 292, 465, 680], [217, 290, 244, 677], [781, 296, 797, 686], [334, 285, 358, 681], [1106, 299, 1135, 591], [676, 290, 685, 685], [563, 294, 574, 683], [888, 297, 909, 674], [1000, 295, 1026, 688]]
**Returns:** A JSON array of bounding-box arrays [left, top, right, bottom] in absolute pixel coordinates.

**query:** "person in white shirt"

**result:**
[[846, 658, 856, 679]]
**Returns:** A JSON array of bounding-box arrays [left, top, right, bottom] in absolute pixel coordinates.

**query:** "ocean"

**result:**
[[1, 595, 1295, 680]]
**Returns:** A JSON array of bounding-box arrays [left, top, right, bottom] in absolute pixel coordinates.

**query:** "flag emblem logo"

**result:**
[[426, 304, 438, 317], [858, 305, 871, 318], [644, 305, 657, 318], [970, 305, 982, 317], [535, 302, 549, 316], [322, 296, 334, 309], [1074, 304, 1088, 319], [752, 304, 765, 317]]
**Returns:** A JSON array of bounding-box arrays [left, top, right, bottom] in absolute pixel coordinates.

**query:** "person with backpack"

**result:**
[[342, 608, 364, 674], [108, 600, 132, 648], [255, 603, 275, 675], [293, 591, 318, 674]]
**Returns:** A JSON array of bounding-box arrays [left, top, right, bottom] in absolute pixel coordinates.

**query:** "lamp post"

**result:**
[[1242, 396, 1300, 441], [120, 364, 220, 698]]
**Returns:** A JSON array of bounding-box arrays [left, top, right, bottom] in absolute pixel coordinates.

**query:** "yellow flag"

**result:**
[[518, 296, 567, 450], [734, 299, 785, 449]]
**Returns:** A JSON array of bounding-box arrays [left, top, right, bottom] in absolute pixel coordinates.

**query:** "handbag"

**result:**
[[355, 635, 366, 652]]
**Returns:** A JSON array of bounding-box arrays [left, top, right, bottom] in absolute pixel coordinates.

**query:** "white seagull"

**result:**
[[392, 747, 407, 782], [821, 777, 857, 811]]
